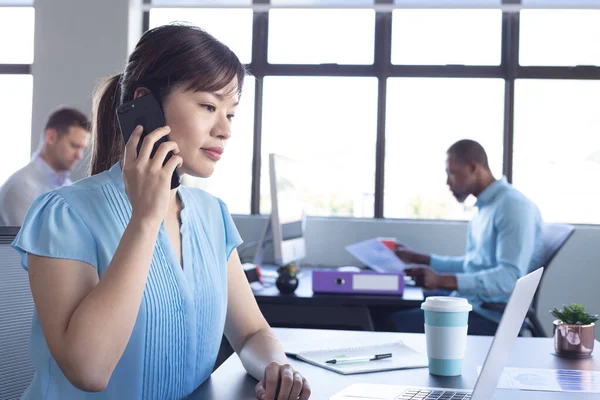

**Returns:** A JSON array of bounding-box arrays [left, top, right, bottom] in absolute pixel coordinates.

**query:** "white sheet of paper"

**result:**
[[478, 367, 600, 393], [296, 341, 428, 375], [345, 238, 407, 273]]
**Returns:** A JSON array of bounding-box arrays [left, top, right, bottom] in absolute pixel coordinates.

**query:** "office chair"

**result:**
[[482, 223, 575, 337], [0, 227, 35, 399]]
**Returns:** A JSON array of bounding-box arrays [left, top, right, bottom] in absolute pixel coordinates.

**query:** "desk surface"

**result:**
[[190, 328, 600, 399], [254, 267, 424, 307]]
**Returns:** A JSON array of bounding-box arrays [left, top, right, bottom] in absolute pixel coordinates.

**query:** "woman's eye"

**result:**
[[227, 114, 235, 121], [201, 104, 216, 112]]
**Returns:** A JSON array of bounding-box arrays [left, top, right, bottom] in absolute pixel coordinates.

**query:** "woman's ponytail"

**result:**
[[90, 74, 124, 175]]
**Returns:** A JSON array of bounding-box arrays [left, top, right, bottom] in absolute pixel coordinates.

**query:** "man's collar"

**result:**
[[33, 154, 71, 186], [475, 176, 508, 207]]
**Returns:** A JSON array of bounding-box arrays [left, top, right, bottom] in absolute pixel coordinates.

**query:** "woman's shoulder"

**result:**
[[13, 171, 117, 270]]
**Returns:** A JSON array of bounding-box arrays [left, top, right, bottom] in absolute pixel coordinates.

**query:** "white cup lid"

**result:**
[[421, 296, 473, 313]]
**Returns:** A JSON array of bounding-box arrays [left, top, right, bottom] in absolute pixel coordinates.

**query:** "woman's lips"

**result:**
[[201, 147, 223, 161]]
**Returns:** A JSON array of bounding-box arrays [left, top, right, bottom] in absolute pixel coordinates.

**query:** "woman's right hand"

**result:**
[[122, 125, 183, 224]]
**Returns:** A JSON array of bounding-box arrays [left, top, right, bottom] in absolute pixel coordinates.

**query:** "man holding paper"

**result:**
[[389, 140, 544, 335]]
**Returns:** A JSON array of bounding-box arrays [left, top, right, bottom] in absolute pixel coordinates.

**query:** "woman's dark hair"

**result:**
[[90, 24, 246, 175]]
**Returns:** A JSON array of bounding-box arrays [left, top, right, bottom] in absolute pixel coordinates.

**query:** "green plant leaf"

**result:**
[[550, 304, 598, 325]]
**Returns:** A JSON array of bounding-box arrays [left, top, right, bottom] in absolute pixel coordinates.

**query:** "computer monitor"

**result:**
[[254, 153, 306, 266]]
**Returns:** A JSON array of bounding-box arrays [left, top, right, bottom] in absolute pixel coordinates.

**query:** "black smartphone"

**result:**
[[116, 93, 180, 189]]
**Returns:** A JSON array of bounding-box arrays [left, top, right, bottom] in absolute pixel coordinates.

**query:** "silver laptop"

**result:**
[[330, 268, 544, 400]]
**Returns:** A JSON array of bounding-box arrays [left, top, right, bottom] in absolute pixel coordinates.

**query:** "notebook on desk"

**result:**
[[296, 342, 428, 375]]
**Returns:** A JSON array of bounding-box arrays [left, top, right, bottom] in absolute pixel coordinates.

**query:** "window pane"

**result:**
[[268, 9, 375, 65], [385, 78, 504, 220], [519, 10, 600, 66], [271, 0, 373, 4], [152, 0, 373, 3], [179, 76, 255, 214], [149, 8, 252, 64], [513, 80, 600, 224], [151, 0, 251, 5], [261, 77, 378, 217], [0, 75, 32, 185], [0, 1, 33, 5], [394, 0, 500, 4], [0, 7, 34, 64], [522, 0, 600, 6], [392, 10, 501, 66]]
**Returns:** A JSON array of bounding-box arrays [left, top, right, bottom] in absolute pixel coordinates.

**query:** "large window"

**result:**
[[268, 9, 375, 65], [385, 78, 504, 220], [519, 10, 600, 66], [0, 3, 34, 186], [391, 9, 502, 66], [260, 77, 378, 218], [513, 80, 600, 224], [0, 7, 34, 63], [149, 8, 253, 63], [145, 2, 600, 224], [0, 75, 33, 185]]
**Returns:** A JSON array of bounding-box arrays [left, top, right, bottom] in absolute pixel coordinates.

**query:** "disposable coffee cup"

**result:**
[[421, 296, 472, 376]]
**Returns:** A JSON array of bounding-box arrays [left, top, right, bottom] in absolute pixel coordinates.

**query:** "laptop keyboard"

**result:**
[[397, 389, 472, 400]]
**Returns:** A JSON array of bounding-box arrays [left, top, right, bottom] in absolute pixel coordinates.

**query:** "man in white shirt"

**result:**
[[0, 107, 90, 226]]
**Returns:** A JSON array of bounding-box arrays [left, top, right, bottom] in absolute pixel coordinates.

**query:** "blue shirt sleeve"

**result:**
[[11, 191, 98, 270], [217, 199, 243, 260], [430, 254, 466, 273], [456, 198, 538, 298]]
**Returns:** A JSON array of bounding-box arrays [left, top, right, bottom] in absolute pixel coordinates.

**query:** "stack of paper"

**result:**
[[296, 342, 428, 375], [345, 238, 407, 273]]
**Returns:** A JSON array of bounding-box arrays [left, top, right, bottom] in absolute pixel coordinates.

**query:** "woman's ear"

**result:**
[[133, 87, 151, 100]]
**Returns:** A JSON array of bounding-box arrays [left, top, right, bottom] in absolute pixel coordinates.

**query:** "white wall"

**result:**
[[32, 0, 142, 181], [234, 215, 600, 341]]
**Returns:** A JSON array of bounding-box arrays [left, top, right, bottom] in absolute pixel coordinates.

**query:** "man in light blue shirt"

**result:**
[[390, 139, 544, 335], [0, 107, 90, 226]]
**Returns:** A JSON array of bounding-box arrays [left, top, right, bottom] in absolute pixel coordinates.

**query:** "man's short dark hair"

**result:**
[[447, 139, 490, 169], [44, 107, 90, 136]]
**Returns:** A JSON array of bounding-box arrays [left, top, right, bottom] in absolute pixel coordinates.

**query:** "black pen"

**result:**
[[325, 353, 392, 364]]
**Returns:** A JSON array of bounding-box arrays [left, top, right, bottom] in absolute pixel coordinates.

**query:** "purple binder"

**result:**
[[312, 270, 404, 295]]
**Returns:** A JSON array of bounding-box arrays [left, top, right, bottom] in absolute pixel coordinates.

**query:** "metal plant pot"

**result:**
[[553, 320, 595, 358]]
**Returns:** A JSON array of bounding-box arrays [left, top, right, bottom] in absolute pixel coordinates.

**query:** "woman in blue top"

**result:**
[[12, 24, 310, 400]]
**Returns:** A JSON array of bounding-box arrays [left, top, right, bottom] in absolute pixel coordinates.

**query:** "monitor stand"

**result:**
[[253, 218, 306, 267], [253, 218, 271, 267]]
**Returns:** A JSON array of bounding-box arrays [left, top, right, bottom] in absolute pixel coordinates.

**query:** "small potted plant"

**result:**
[[551, 304, 598, 358], [276, 263, 300, 294]]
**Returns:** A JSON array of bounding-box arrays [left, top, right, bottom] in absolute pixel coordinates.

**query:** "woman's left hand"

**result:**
[[255, 362, 311, 400]]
